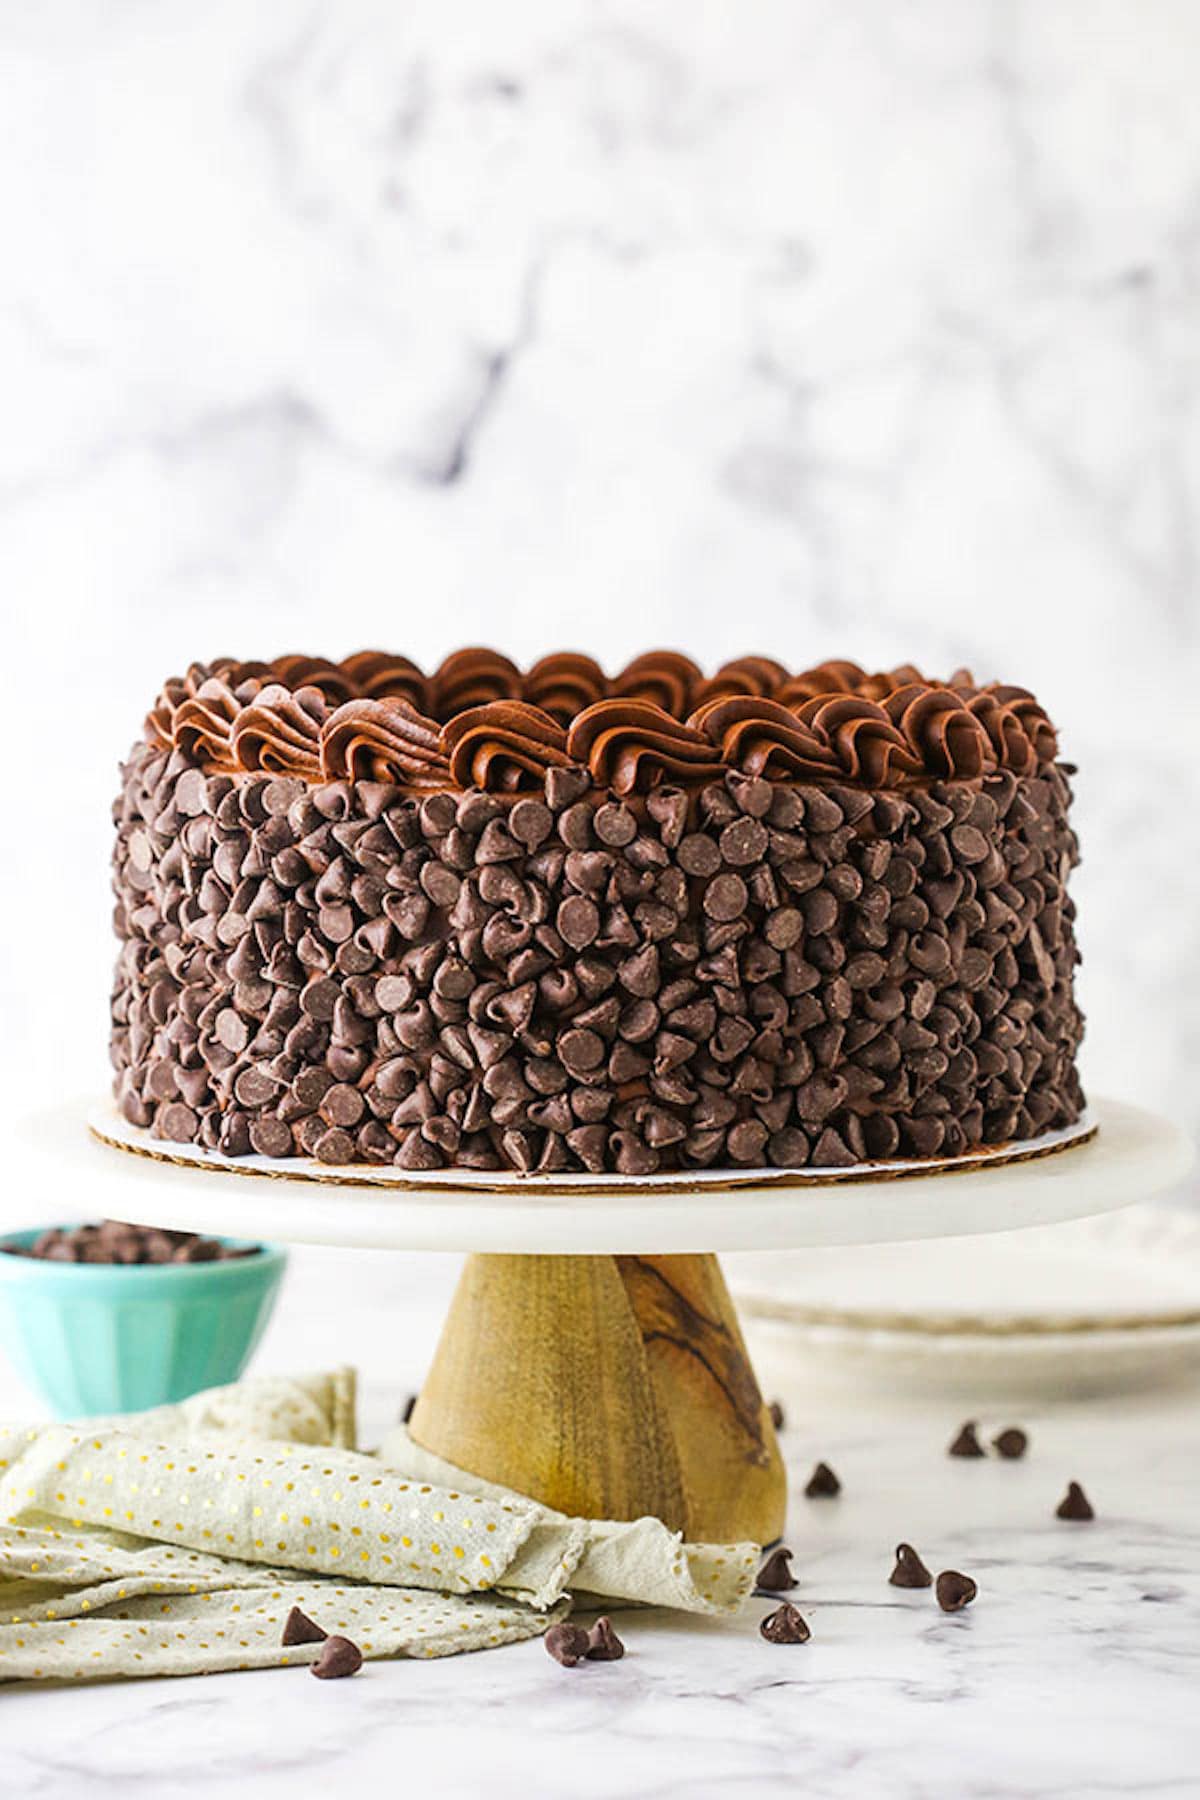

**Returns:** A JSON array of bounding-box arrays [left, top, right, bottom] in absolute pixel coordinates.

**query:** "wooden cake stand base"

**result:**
[[17, 1097, 1185, 1544], [411, 1251, 785, 1542]]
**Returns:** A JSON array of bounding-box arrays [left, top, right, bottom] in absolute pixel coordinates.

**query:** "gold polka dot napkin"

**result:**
[[0, 1370, 755, 1684]]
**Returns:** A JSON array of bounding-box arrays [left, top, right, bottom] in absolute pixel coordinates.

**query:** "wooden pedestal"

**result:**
[[408, 1252, 787, 1544]]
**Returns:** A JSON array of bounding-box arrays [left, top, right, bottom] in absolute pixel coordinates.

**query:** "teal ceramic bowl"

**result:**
[[0, 1229, 287, 1417]]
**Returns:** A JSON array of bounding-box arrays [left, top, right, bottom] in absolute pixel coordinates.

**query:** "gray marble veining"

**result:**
[[0, 1, 1198, 1137]]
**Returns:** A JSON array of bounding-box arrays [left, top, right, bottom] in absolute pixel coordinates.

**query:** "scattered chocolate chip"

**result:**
[[1056, 1480, 1094, 1521], [889, 1543, 933, 1589], [755, 1545, 796, 1593], [760, 1602, 810, 1644], [544, 1622, 592, 1667], [992, 1426, 1029, 1460], [935, 1570, 978, 1613], [281, 1606, 327, 1646], [804, 1461, 841, 1499], [310, 1634, 363, 1678], [768, 1399, 785, 1431], [948, 1420, 986, 1459], [401, 1393, 418, 1423], [585, 1616, 625, 1661]]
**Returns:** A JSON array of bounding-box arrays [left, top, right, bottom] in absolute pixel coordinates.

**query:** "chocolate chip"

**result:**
[[314, 1127, 356, 1164], [595, 802, 637, 847], [401, 1392, 418, 1422], [619, 943, 660, 998], [557, 895, 600, 949], [509, 798, 554, 849], [755, 1546, 796, 1593], [249, 1115, 293, 1158], [559, 1027, 605, 1075], [310, 1634, 363, 1678], [950, 824, 989, 865], [301, 976, 340, 1022], [558, 802, 594, 848], [677, 832, 720, 877], [545, 766, 591, 811], [646, 786, 689, 846], [281, 1606, 327, 1646], [320, 1083, 365, 1129], [544, 1622, 592, 1667], [948, 1420, 985, 1458], [804, 1461, 841, 1498], [727, 1118, 768, 1164], [992, 1427, 1029, 1460], [703, 872, 748, 921], [935, 1570, 977, 1613], [812, 1126, 856, 1167], [420, 861, 462, 908], [889, 1543, 933, 1589], [768, 1399, 785, 1431], [759, 1602, 810, 1644], [720, 816, 768, 866], [157, 1102, 197, 1143], [585, 1616, 625, 1661], [1056, 1480, 1094, 1521]]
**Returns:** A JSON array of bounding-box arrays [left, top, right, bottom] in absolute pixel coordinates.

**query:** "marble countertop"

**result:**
[[1, 1245, 1197, 1798]]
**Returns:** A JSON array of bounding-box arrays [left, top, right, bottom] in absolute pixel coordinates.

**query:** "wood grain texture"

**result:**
[[409, 1252, 786, 1544]]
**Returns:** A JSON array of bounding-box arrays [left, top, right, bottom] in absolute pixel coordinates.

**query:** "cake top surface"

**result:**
[[142, 650, 1058, 794]]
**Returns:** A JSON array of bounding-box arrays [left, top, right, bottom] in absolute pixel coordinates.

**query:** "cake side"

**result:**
[[110, 660, 1083, 1174]]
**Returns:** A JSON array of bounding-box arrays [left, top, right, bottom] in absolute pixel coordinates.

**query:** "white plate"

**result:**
[[2, 1095, 1185, 1255], [729, 1203, 1200, 1399]]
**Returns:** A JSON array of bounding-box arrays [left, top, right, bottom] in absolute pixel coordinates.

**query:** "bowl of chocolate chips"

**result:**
[[0, 1220, 286, 1416]]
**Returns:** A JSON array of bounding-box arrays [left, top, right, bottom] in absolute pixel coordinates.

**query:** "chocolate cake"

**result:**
[[110, 651, 1084, 1174]]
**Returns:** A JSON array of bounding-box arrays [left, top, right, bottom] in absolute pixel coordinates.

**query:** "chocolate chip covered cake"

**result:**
[[111, 651, 1084, 1174]]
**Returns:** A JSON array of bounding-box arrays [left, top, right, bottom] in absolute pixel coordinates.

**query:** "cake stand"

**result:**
[[19, 1097, 1194, 1546]]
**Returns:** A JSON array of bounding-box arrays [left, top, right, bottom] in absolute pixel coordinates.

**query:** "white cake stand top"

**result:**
[[13, 1096, 1186, 1254]]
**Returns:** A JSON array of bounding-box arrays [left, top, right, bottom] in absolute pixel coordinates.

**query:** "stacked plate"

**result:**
[[728, 1204, 1200, 1400]]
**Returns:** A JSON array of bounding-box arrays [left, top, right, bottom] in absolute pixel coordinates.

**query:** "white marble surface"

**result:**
[[0, 0, 1199, 1138], [0, 1244, 1198, 1797]]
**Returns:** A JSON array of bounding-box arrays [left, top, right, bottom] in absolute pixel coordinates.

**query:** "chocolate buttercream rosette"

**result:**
[[114, 649, 1083, 1175]]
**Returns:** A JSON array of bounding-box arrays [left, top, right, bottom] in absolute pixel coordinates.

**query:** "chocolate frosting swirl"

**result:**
[[231, 684, 327, 779], [883, 683, 991, 781], [442, 702, 572, 792], [145, 660, 248, 749], [523, 653, 607, 725], [793, 695, 926, 785], [778, 660, 936, 707], [270, 656, 357, 705], [691, 656, 790, 710], [965, 687, 1056, 775], [338, 651, 430, 709], [321, 699, 450, 788], [983, 684, 1058, 764], [691, 697, 842, 780], [567, 700, 726, 794], [432, 648, 523, 719], [610, 651, 703, 719], [172, 676, 262, 773], [776, 660, 872, 707]]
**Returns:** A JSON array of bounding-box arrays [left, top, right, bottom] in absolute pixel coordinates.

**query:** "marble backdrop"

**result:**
[[1, 0, 1198, 1141]]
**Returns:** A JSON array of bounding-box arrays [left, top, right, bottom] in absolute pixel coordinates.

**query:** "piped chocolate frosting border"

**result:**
[[145, 651, 1059, 794], [114, 650, 1084, 1175]]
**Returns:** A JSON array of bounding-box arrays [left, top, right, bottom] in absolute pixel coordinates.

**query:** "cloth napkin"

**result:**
[[0, 1369, 758, 1683]]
